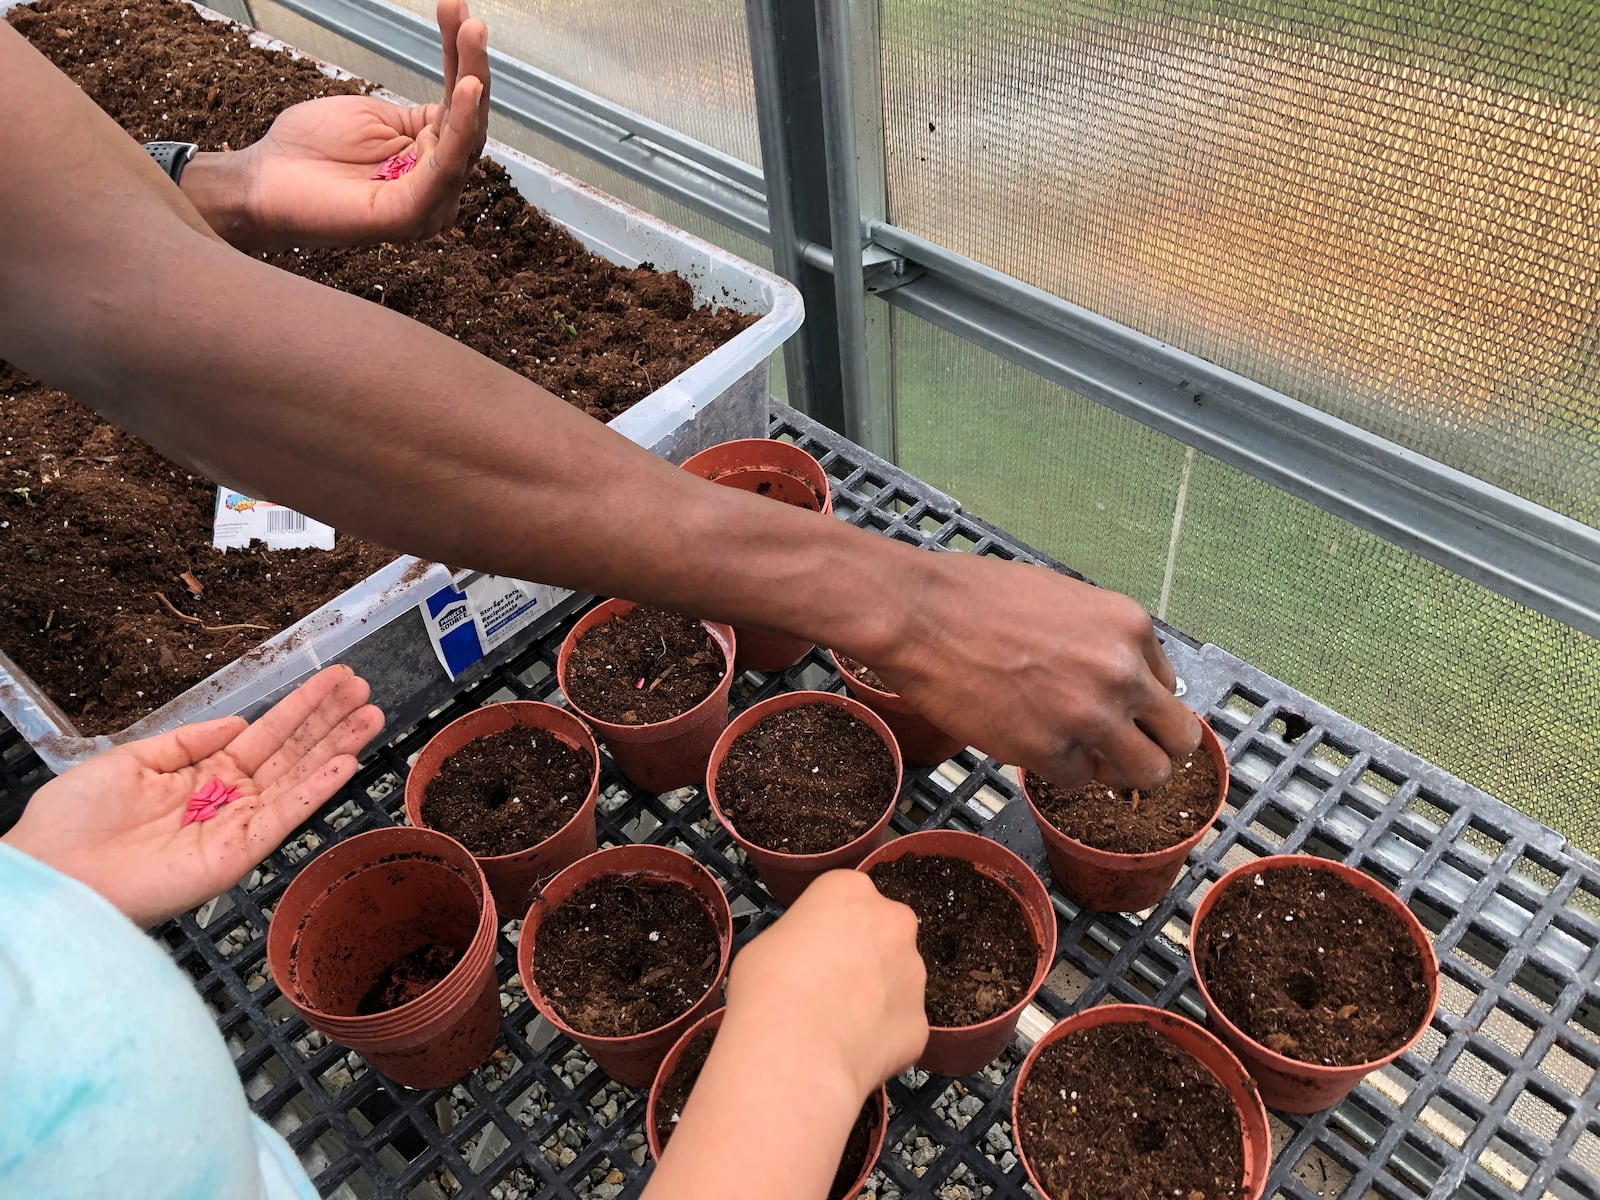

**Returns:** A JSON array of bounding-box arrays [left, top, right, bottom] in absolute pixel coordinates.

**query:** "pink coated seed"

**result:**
[[371, 147, 420, 181], [182, 779, 243, 827]]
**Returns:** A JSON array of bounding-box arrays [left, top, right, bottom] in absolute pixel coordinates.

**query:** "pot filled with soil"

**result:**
[[266, 826, 501, 1089], [1020, 718, 1228, 912], [1189, 854, 1439, 1113], [517, 843, 734, 1087], [1012, 1003, 1272, 1200], [403, 700, 600, 914], [706, 691, 902, 906], [646, 1006, 888, 1197], [557, 599, 736, 793], [858, 829, 1056, 1076], [828, 650, 964, 767], [680, 438, 833, 672]]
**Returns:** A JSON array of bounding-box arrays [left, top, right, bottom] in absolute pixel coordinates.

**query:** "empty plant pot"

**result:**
[[518, 844, 734, 1087], [404, 701, 600, 915], [1020, 718, 1229, 913], [1012, 1004, 1271, 1200], [1189, 854, 1440, 1113], [857, 829, 1056, 1076], [556, 598, 736, 793], [829, 650, 964, 767], [266, 826, 501, 1090], [707, 690, 902, 906], [681, 438, 833, 672], [647, 1006, 889, 1199]]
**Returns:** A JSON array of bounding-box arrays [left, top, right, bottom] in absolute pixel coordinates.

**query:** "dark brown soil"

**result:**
[[420, 726, 593, 857], [837, 654, 891, 693], [654, 1026, 880, 1199], [4, 0, 754, 733], [1029, 740, 1220, 854], [1015, 1022, 1245, 1200], [1198, 865, 1431, 1065], [714, 703, 897, 854], [355, 941, 464, 1015], [867, 853, 1037, 1027], [533, 874, 720, 1038], [563, 606, 726, 724]]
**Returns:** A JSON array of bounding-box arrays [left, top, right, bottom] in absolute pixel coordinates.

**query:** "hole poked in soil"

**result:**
[[533, 874, 720, 1038], [1028, 742, 1220, 854], [714, 703, 897, 855], [4, 0, 757, 734], [654, 1027, 880, 1200], [1015, 1022, 1245, 1200], [866, 853, 1036, 1027], [356, 941, 466, 1016], [1198, 866, 1431, 1065], [421, 727, 594, 857], [564, 606, 726, 725]]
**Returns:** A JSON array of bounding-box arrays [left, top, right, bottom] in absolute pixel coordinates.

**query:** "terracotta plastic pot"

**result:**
[[518, 844, 734, 1087], [404, 701, 600, 915], [266, 826, 501, 1090], [828, 650, 964, 767], [646, 1006, 889, 1193], [856, 829, 1057, 1076], [706, 690, 903, 907], [1012, 1004, 1272, 1200], [1020, 718, 1229, 913], [681, 438, 833, 673], [1189, 854, 1441, 1113], [556, 598, 737, 793]]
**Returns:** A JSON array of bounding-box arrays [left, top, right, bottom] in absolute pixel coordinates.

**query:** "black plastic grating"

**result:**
[[0, 404, 1595, 1200]]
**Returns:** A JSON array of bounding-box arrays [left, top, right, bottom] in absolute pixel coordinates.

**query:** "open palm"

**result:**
[[241, 0, 490, 249], [4, 666, 383, 928]]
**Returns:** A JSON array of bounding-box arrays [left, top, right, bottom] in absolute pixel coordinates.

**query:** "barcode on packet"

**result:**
[[267, 509, 308, 534]]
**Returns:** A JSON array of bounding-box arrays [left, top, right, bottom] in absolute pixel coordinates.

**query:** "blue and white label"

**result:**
[[420, 575, 568, 679]]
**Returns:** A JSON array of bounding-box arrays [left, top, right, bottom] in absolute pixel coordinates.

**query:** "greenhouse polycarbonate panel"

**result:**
[[377, 0, 761, 166], [893, 313, 1600, 859], [880, 0, 1600, 527]]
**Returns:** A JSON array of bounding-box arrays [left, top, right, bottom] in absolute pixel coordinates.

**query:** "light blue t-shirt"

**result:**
[[0, 842, 316, 1199]]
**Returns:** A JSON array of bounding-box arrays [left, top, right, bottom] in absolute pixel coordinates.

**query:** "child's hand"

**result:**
[[724, 870, 927, 1101], [3, 666, 382, 928]]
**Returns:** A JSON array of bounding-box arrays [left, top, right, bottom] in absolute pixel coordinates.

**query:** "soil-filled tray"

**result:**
[[0, 0, 800, 770]]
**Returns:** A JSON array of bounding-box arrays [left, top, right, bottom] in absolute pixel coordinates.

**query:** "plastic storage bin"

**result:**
[[0, 0, 802, 773]]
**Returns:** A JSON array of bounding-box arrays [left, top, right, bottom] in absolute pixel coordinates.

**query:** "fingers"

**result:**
[[129, 715, 248, 773], [225, 665, 365, 777], [1136, 689, 1203, 762], [454, 16, 491, 159], [227, 747, 366, 866], [251, 672, 380, 788], [1091, 720, 1176, 792], [399, 74, 482, 232], [1142, 625, 1178, 693], [436, 0, 467, 97]]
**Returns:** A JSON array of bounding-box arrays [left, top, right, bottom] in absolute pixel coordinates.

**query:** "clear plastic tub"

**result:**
[[0, 1, 802, 773]]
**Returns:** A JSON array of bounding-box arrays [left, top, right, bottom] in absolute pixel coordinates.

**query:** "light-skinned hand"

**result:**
[[3, 665, 383, 928]]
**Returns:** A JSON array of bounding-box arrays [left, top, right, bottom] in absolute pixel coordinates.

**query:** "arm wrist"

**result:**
[[177, 150, 261, 249]]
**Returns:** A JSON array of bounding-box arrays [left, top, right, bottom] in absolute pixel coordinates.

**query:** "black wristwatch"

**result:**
[[144, 140, 200, 184]]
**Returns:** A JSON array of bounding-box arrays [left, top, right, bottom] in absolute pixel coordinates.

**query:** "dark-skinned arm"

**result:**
[[0, 19, 1197, 790]]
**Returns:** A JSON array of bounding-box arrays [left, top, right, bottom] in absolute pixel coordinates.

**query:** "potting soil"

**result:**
[[653, 1025, 880, 1200], [1028, 738, 1220, 854], [355, 941, 465, 1016], [3, 0, 754, 734], [837, 654, 891, 692], [715, 703, 897, 854], [1198, 865, 1431, 1065], [1015, 1022, 1245, 1200], [421, 726, 593, 857], [563, 606, 726, 724], [866, 853, 1036, 1027], [533, 875, 718, 1038]]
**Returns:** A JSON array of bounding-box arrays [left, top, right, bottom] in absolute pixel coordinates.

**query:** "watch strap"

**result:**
[[144, 141, 200, 185]]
